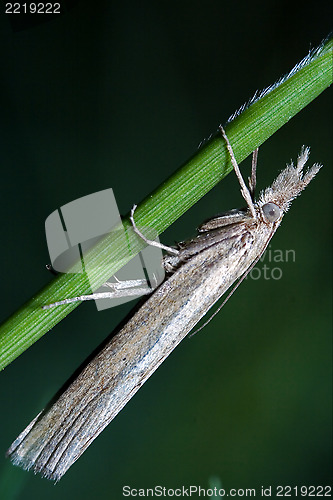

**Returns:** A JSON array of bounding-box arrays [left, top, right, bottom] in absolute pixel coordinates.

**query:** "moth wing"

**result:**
[[198, 208, 252, 232]]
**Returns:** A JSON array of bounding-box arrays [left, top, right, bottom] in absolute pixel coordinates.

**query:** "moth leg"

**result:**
[[219, 125, 257, 218], [103, 277, 150, 290], [42, 284, 153, 309], [42, 276, 156, 309], [130, 204, 179, 256]]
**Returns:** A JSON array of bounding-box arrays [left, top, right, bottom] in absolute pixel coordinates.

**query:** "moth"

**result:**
[[7, 127, 321, 481]]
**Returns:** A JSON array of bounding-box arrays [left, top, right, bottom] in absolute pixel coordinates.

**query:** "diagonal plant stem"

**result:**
[[0, 37, 332, 371]]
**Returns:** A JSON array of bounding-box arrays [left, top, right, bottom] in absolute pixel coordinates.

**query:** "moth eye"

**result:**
[[262, 202, 282, 222]]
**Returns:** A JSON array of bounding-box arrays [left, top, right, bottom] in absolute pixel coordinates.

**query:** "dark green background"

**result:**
[[0, 1, 332, 499]]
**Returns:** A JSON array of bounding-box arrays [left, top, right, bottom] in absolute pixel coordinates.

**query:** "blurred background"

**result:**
[[0, 1, 332, 499]]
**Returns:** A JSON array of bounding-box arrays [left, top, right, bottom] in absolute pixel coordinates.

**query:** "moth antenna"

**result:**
[[249, 147, 259, 199], [219, 125, 257, 218]]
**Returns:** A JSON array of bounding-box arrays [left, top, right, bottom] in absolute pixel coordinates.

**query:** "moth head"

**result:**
[[258, 147, 322, 214]]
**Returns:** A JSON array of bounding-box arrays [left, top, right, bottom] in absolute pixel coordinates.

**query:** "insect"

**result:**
[[6, 127, 321, 481]]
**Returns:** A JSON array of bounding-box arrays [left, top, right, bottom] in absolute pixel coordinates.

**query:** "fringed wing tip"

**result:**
[[7, 450, 63, 482], [6, 411, 63, 481]]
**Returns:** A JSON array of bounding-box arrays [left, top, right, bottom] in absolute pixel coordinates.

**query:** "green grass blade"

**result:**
[[0, 37, 331, 371]]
